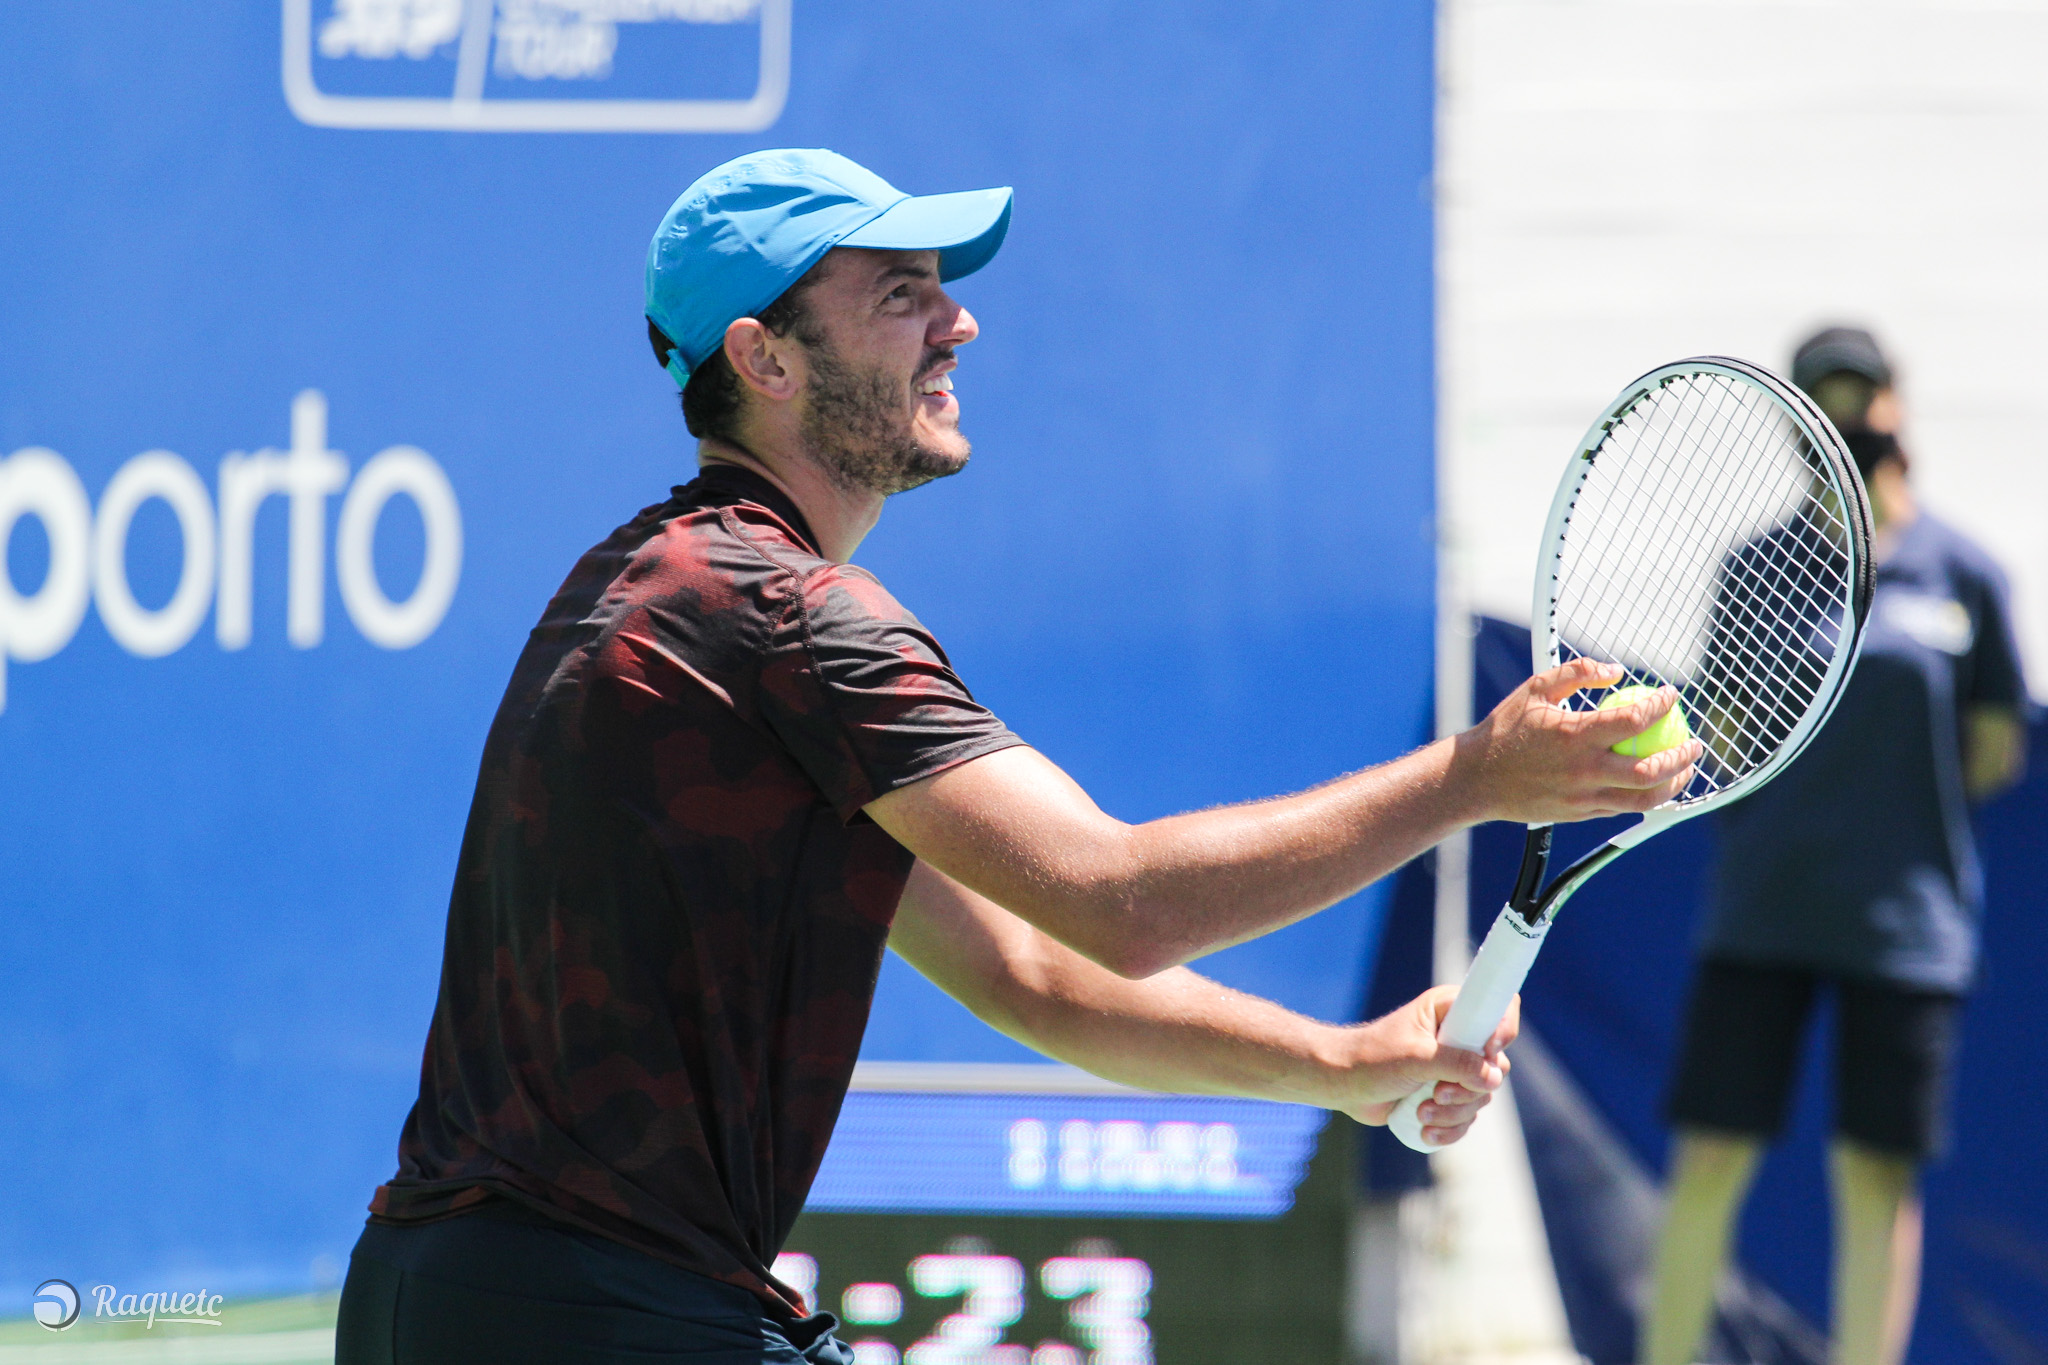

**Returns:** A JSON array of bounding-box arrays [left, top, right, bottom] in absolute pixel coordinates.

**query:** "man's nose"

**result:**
[[934, 294, 978, 347]]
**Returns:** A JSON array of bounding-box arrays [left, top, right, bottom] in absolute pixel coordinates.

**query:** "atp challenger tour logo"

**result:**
[[31, 1277, 226, 1331], [0, 391, 462, 715], [283, 0, 791, 132]]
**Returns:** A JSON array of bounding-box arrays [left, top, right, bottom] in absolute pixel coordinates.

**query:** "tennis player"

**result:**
[[1645, 327, 2030, 1365], [334, 149, 1697, 1364]]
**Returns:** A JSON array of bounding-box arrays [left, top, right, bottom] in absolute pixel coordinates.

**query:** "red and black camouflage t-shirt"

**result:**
[[369, 465, 1021, 1317]]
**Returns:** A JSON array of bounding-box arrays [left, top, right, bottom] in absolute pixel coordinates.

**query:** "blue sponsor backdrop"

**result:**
[[0, 2, 1434, 1297]]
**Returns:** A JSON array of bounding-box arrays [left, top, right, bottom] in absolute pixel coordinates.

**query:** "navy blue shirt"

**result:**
[[1702, 512, 2028, 992]]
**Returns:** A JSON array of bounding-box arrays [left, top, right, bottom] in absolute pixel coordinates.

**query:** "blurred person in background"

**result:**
[[1644, 327, 2030, 1365]]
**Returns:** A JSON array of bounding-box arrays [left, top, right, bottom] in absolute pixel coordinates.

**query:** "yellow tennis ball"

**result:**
[[1599, 683, 1692, 758]]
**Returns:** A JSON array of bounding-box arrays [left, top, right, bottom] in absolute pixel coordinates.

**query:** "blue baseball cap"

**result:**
[[644, 148, 1013, 390]]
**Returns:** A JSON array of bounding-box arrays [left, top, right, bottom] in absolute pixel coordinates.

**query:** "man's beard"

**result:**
[[799, 344, 968, 496]]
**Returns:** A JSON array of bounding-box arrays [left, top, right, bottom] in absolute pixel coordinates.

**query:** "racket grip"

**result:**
[[1387, 903, 1551, 1153]]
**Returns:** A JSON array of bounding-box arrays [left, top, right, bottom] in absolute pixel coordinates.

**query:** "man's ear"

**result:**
[[723, 317, 803, 402]]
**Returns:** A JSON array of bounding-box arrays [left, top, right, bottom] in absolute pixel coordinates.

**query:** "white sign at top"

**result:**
[[282, 0, 790, 133]]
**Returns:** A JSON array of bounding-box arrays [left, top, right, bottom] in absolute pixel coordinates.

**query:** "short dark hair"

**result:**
[[649, 261, 829, 443]]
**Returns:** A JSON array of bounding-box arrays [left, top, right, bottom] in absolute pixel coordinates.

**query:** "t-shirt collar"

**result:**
[[686, 462, 823, 557]]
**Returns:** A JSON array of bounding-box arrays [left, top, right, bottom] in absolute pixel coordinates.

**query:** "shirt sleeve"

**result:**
[[758, 563, 1024, 820], [1963, 556, 2030, 712]]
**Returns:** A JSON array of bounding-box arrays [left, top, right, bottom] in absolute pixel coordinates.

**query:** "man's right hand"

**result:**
[[1452, 657, 1701, 825]]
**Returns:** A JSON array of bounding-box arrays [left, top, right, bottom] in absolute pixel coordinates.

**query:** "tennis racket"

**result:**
[[1389, 356, 1875, 1152]]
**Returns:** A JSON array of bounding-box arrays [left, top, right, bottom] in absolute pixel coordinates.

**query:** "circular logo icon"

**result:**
[[33, 1279, 80, 1331]]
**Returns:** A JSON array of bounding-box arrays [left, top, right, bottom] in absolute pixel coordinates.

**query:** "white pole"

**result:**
[[1396, 3, 1581, 1359]]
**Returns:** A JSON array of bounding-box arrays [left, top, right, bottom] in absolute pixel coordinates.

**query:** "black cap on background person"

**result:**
[[1793, 325, 1892, 394], [1792, 325, 1901, 479]]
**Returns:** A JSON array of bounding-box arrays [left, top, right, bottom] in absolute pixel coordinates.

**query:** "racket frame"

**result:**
[[1388, 356, 1873, 1151], [1516, 355, 1875, 915]]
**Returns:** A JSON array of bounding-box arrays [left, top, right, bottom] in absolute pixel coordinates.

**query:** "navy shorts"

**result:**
[[336, 1201, 850, 1365], [1665, 958, 1961, 1160]]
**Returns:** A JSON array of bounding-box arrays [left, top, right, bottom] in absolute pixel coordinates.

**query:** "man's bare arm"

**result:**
[[889, 860, 1516, 1146], [867, 657, 1699, 978], [1965, 704, 2027, 802]]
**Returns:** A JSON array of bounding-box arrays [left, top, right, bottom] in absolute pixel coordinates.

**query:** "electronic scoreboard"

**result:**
[[777, 1065, 1352, 1365]]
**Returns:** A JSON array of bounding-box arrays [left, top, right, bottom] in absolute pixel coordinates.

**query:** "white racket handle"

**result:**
[[1387, 903, 1550, 1153]]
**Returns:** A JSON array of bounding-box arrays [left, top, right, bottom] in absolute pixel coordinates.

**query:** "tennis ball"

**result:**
[[1599, 683, 1692, 758]]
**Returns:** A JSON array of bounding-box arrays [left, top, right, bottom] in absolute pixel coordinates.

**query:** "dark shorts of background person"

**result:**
[[336, 1199, 851, 1365], [1666, 958, 1961, 1160]]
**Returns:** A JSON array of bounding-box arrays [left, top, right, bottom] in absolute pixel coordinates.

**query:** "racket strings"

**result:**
[[1573, 473, 1844, 786], [1562, 378, 1795, 668], [1692, 522, 1842, 772], [1548, 371, 1856, 803], [1559, 382, 1798, 688], [1567, 385, 1849, 790]]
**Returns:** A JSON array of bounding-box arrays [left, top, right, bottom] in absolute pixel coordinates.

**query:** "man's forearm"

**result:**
[[889, 861, 1509, 1136], [1965, 704, 2027, 801], [1114, 674, 1695, 971], [1117, 737, 1475, 973], [997, 955, 1354, 1106], [891, 861, 1380, 1111], [868, 659, 1695, 978], [874, 737, 1476, 978]]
